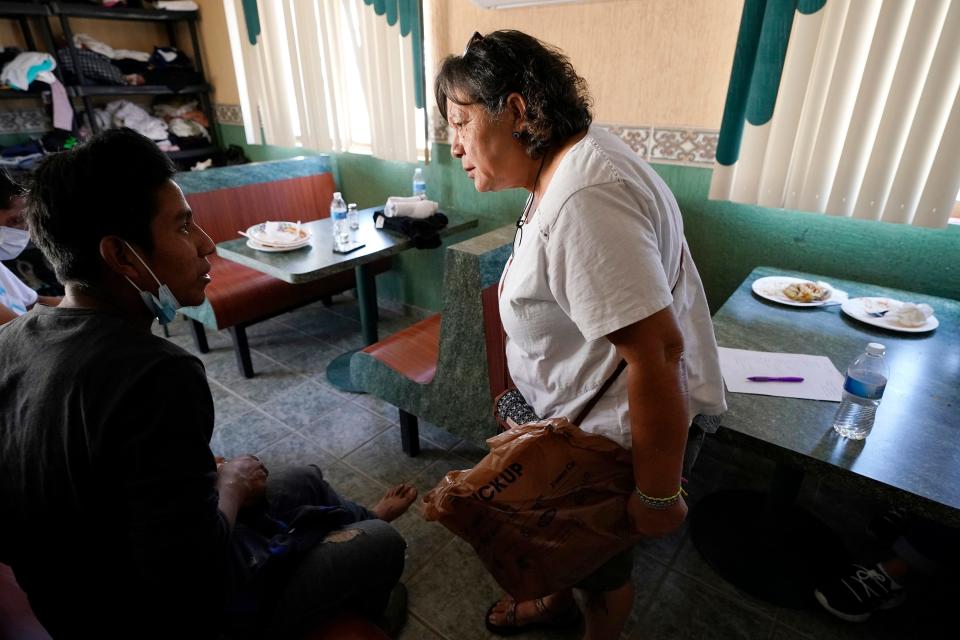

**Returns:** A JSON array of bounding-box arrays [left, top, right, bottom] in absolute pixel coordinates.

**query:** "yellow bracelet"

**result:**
[[634, 486, 686, 509]]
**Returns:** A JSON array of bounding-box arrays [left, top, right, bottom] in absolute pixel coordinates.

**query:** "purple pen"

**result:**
[[747, 376, 805, 383]]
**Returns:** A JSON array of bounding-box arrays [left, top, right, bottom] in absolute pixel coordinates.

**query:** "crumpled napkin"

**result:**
[[385, 195, 439, 220], [818, 282, 849, 305], [257, 221, 301, 245], [890, 302, 934, 327]]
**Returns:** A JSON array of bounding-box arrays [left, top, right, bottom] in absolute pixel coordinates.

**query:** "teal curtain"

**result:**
[[362, 0, 426, 110], [715, 0, 826, 166], [242, 0, 260, 45]]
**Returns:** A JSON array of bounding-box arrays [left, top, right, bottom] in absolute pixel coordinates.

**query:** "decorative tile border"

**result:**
[[428, 108, 717, 167], [214, 105, 719, 167], [646, 126, 718, 166], [600, 123, 718, 167], [0, 104, 247, 135], [0, 108, 50, 134], [214, 103, 243, 126], [602, 124, 652, 158]]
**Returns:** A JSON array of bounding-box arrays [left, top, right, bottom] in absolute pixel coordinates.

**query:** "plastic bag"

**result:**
[[423, 417, 642, 599]]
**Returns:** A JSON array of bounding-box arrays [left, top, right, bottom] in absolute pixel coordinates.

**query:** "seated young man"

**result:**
[[0, 128, 417, 638], [0, 168, 60, 324]]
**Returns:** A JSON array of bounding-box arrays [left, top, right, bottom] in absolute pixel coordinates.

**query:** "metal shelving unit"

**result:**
[[0, 1, 218, 164]]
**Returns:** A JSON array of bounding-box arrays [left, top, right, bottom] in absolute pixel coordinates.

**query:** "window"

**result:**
[[711, 0, 960, 229], [224, 0, 426, 162]]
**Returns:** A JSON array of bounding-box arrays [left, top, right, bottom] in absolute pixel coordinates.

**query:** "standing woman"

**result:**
[[435, 31, 726, 639]]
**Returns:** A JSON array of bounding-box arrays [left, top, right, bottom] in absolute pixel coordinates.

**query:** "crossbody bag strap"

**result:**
[[572, 244, 686, 427]]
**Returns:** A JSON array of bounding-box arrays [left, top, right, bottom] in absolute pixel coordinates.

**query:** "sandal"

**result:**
[[484, 595, 582, 636]]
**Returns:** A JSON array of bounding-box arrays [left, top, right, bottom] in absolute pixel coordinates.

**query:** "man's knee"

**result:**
[[353, 519, 406, 555], [271, 464, 326, 489], [332, 519, 406, 579], [266, 464, 329, 508]]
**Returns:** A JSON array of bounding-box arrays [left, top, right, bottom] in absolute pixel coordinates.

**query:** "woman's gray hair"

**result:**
[[435, 30, 592, 159]]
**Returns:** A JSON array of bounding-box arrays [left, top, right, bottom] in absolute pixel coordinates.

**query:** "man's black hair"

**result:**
[[26, 127, 176, 286], [0, 167, 25, 210]]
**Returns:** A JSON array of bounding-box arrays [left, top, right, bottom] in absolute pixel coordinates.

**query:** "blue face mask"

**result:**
[[0, 225, 30, 260], [122, 241, 180, 325]]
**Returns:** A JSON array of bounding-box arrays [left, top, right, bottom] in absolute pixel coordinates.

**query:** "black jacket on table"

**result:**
[[0, 306, 229, 638]]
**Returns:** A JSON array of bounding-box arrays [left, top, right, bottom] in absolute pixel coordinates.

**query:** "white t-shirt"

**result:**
[[498, 126, 726, 449], [0, 262, 37, 316]]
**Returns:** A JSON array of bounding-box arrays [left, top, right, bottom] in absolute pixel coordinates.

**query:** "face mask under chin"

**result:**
[[121, 241, 181, 325]]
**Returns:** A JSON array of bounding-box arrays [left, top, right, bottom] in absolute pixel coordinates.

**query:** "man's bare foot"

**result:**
[[371, 483, 418, 522]]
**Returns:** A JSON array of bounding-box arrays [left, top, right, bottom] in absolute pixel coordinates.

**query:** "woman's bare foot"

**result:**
[[371, 483, 418, 522]]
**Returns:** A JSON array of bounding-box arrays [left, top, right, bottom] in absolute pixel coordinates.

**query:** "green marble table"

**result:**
[[711, 266, 959, 520], [216, 207, 477, 391], [691, 266, 959, 608]]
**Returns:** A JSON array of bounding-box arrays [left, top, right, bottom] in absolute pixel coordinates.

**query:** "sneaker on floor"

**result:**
[[814, 563, 906, 622]]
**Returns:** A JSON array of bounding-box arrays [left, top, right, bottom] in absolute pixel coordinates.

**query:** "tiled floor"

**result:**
[[156, 297, 951, 640]]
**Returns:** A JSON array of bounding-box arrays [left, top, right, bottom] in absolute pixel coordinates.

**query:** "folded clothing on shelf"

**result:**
[[113, 58, 149, 75], [153, 99, 211, 146], [169, 118, 209, 140], [57, 47, 126, 85], [1, 52, 74, 130], [0, 140, 43, 158], [0, 133, 79, 173], [144, 47, 202, 88], [73, 33, 150, 63], [95, 100, 169, 143], [153, 1, 199, 11], [0, 52, 56, 91], [0, 153, 44, 172], [40, 130, 78, 153], [148, 46, 193, 69], [153, 99, 209, 128]]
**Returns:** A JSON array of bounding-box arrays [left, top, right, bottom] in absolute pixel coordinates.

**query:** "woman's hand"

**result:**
[[626, 492, 688, 538]]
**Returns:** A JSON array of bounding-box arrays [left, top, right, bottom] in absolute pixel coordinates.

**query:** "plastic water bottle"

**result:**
[[412, 167, 426, 198], [347, 203, 359, 230], [832, 343, 889, 440], [330, 192, 349, 249]]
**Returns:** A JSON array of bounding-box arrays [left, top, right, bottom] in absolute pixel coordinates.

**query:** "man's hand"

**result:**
[[216, 454, 268, 510], [626, 492, 687, 538]]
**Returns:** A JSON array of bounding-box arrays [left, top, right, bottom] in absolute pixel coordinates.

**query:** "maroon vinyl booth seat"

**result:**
[[357, 284, 511, 456], [360, 285, 509, 396], [180, 171, 390, 378]]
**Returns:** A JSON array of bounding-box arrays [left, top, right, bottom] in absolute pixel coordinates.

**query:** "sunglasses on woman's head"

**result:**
[[463, 31, 483, 56]]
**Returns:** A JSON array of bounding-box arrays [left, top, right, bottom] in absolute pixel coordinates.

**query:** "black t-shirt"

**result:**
[[0, 306, 228, 637]]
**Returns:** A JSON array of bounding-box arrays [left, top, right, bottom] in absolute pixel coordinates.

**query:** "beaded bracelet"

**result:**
[[634, 486, 687, 509]]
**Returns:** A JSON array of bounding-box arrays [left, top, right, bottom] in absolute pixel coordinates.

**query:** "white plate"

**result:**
[[245, 221, 311, 247], [841, 297, 939, 333], [246, 238, 310, 253], [751, 276, 836, 307]]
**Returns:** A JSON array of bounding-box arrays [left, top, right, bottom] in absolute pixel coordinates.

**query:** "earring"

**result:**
[[512, 131, 521, 141]]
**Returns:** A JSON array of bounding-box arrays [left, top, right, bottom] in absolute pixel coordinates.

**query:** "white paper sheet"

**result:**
[[718, 347, 844, 402]]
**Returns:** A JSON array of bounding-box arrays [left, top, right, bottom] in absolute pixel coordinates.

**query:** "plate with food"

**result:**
[[243, 221, 311, 248], [751, 276, 836, 307], [841, 297, 938, 333], [245, 238, 311, 253]]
